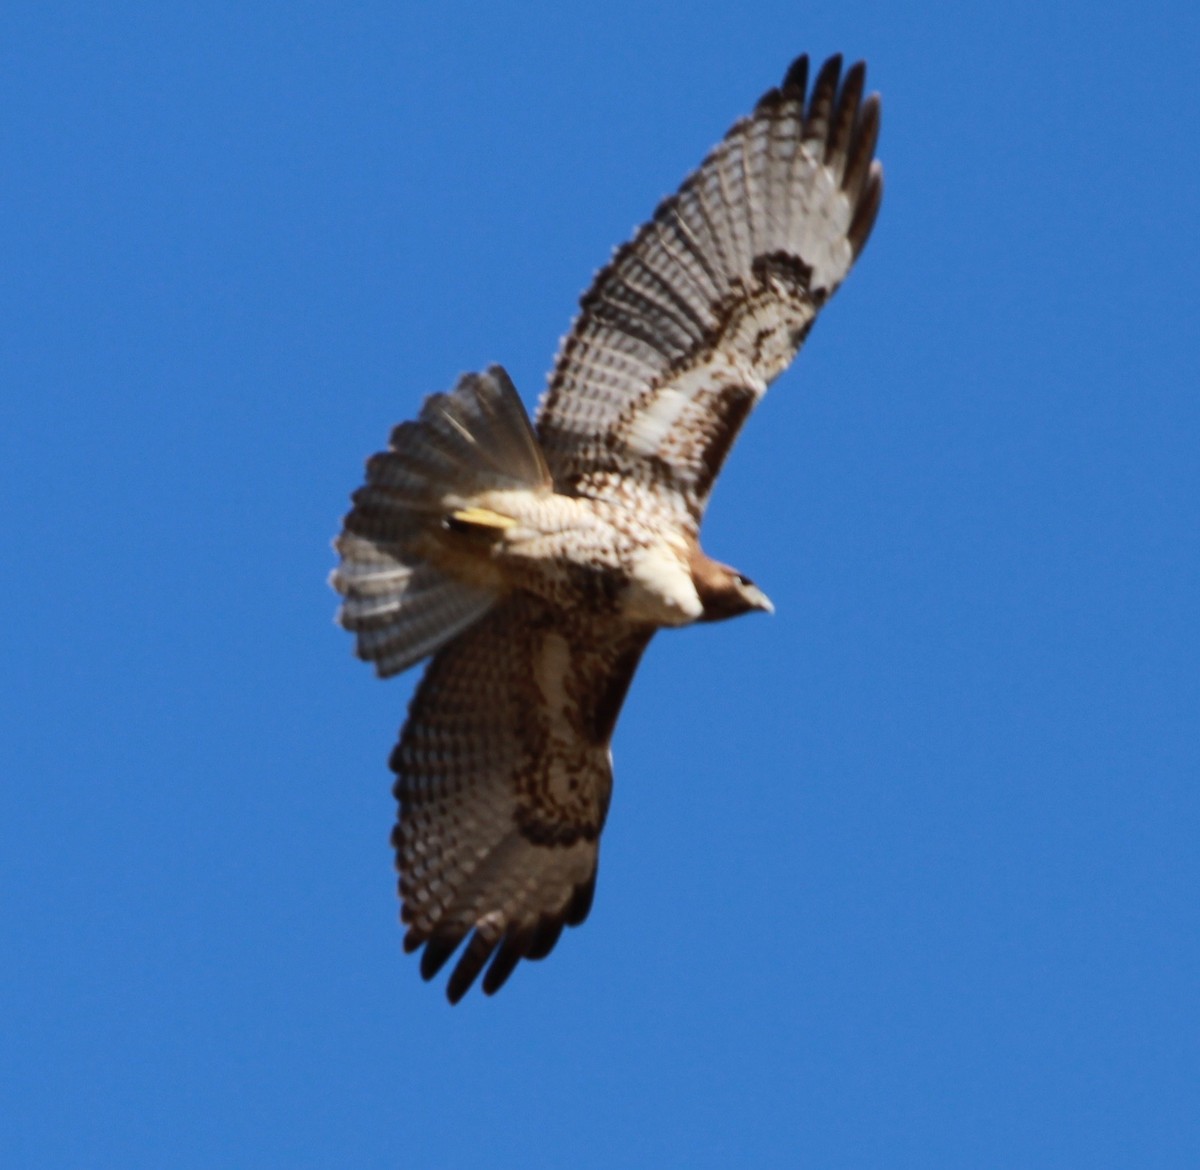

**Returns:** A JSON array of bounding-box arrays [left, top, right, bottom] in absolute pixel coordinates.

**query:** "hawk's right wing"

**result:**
[[392, 593, 653, 1003], [536, 54, 882, 531]]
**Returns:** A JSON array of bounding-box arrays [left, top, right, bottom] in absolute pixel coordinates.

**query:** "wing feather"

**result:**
[[391, 593, 653, 1002], [536, 53, 883, 527]]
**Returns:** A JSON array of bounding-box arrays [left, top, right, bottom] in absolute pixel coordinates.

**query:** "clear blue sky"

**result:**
[[4, 2, 1198, 1166]]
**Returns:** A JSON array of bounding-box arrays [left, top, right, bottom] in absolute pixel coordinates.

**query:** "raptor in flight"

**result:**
[[333, 54, 883, 1002]]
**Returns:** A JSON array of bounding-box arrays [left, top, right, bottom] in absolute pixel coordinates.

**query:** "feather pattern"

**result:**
[[392, 593, 652, 1002], [536, 54, 882, 528], [331, 53, 883, 1001], [332, 367, 550, 676]]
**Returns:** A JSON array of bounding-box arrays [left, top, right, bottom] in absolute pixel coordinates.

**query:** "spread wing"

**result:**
[[535, 54, 882, 529], [392, 592, 653, 1003]]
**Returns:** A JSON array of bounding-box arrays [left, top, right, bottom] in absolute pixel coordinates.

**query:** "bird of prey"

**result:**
[[332, 53, 882, 1002]]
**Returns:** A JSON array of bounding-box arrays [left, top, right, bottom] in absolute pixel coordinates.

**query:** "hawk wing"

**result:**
[[535, 54, 882, 529], [392, 592, 653, 1002]]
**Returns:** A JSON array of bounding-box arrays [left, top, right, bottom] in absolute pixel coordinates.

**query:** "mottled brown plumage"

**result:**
[[332, 53, 883, 1001]]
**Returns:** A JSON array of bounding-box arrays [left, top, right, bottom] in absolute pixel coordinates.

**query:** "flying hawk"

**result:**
[[333, 54, 882, 1002]]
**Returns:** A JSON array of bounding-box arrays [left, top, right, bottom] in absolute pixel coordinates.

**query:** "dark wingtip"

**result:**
[[843, 58, 867, 96], [419, 931, 464, 981], [816, 52, 843, 82], [564, 871, 598, 927], [481, 933, 528, 996], [782, 53, 809, 95], [445, 931, 499, 1004], [848, 162, 884, 257], [842, 91, 881, 200], [809, 54, 843, 110], [828, 60, 866, 160], [525, 915, 566, 961]]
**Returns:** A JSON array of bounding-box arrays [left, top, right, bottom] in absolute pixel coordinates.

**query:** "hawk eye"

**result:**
[[736, 574, 754, 588]]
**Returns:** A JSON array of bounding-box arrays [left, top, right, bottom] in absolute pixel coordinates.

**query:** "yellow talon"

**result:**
[[447, 506, 517, 532]]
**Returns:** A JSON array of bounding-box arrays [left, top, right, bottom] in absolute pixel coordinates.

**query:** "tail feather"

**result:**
[[381, 366, 550, 506], [335, 543, 495, 677], [417, 366, 550, 489], [333, 365, 548, 676]]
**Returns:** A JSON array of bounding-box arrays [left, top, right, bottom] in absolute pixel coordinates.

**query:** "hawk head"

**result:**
[[689, 553, 775, 623]]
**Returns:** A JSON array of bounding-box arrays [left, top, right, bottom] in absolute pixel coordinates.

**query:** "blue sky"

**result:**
[[4, 2, 1198, 1166]]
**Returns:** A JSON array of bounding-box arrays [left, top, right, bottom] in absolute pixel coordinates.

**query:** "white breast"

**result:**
[[620, 543, 703, 626]]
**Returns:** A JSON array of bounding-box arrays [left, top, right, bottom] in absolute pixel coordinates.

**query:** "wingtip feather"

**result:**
[[782, 53, 809, 95], [445, 931, 499, 1004], [848, 161, 884, 257]]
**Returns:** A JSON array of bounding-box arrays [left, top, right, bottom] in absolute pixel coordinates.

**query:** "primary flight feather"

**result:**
[[332, 53, 883, 1002]]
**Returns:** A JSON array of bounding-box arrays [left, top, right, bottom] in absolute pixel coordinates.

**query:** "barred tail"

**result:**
[[332, 365, 550, 677]]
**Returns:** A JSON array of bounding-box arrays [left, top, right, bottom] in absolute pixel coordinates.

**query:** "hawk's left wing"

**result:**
[[392, 593, 653, 1003], [536, 54, 882, 530]]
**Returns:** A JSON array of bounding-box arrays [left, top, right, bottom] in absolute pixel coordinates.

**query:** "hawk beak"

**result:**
[[745, 583, 774, 615]]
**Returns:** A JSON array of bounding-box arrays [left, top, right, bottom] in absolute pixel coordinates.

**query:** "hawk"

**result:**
[[333, 54, 883, 1002]]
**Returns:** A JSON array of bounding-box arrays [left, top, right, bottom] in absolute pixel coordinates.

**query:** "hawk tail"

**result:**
[[332, 366, 551, 677]]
